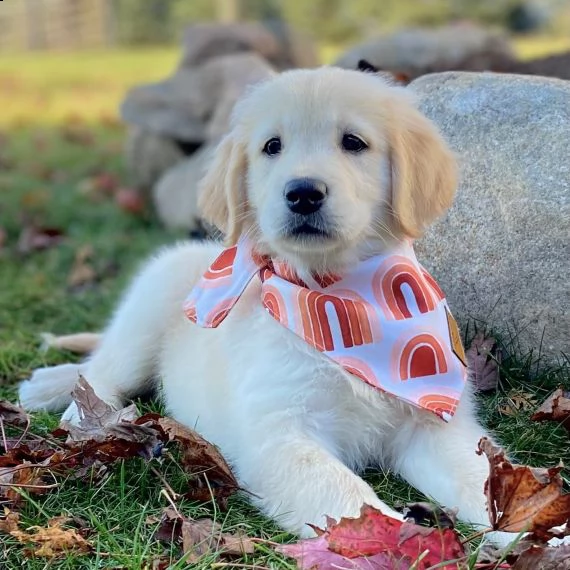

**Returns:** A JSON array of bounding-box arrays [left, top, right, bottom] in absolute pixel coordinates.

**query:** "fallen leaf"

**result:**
[[144, 415, 239, 507], [512, 544, 570, 569], [1, 379, 238, 510], [59, 376, 139, 442], [278, 505, 465, 569], [16, 224, 65, 255], [478, 438, 570, 534], [0, 508, 20, 533], [77, 172, 120, 200], [9, 515, 93, 558], [0, 400, 29, 427], [278, 534, 404, 570], [531, 388, 570, 434], [152, 506, 254, 564], [115, 188, 145, 214], [60, 124, 94, 146], [499, 392, 539, 417], [67, 245, 97, 289], [466, 332, 501, 392]]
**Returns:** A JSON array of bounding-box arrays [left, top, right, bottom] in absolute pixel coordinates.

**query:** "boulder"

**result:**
[[335, 24, 515, 80], [124, 126, 186, 194], [121, 52, 274, 210], [412, 72, 569, 361], [152, 145, 214, 233], [121, 52, 274, 143], [179, 21, 318, 70]]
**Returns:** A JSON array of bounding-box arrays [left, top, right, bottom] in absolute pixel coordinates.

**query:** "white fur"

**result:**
[[19, 68, 549, 548]]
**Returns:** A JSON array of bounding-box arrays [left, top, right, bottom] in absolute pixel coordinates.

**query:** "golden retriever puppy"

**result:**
[[20, 67, 515, 546]]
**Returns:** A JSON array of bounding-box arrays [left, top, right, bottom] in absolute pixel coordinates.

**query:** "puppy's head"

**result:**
[[199, 67, 456, 271]]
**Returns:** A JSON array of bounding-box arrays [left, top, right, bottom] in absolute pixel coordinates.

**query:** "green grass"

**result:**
[[1, 48, 569, 569]]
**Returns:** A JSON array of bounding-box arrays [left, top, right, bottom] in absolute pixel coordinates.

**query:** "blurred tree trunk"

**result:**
[[216, 0, 240, 22], [25, 0, 47, 50]]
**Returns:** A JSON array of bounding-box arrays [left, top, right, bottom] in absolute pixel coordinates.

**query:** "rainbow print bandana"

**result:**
[[183, 238, 467, 421]]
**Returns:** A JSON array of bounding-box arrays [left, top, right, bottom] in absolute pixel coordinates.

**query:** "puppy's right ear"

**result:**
[[198, 133, 248, 245]]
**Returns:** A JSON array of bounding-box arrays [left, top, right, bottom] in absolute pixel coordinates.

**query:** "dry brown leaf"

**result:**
[[154, 416, 239, 507], [60, 124, 94, 146], [152, 506, 254, 564], [532, 388, 570, 434], [466, 332, 501, 392], [499, 392, 539, 417], [10, 516, 93, 558], [67, 245, 97, 289], [60, 376, 139, 442], [17, 224, 65, 255], [478, 437, 570, 534], [0, 400, 29, 426], [512, 544, 570, 569], [1, 379, 238, 510], [0, 464, 48, 507], [0, 508, 20, 533]]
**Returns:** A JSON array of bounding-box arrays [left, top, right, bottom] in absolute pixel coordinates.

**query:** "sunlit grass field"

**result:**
[[1, 35, 569, 126]]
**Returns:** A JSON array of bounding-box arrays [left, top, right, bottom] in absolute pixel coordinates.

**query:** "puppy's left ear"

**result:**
[[389, 104, 457, 239], [198, 133, 248, 245]]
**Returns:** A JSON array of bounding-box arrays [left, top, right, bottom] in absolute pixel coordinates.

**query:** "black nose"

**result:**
[[285, 178, 328, 215]]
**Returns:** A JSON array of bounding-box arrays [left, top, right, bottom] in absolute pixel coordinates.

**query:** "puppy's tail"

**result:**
[[19, 362, 87, 412], [40, 332, 101, 354]]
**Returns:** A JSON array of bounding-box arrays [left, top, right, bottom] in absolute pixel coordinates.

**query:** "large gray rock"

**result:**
[[336, 24, 515, 80], [412, 72, 569, 361], [124, 126, 186, 194], [180, 21, 317, 70], [152, 145, 214, 233], [121, 52, 274, 143]]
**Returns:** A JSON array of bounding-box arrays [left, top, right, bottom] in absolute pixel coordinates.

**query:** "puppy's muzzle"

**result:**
[[285, 178, 328, 216]]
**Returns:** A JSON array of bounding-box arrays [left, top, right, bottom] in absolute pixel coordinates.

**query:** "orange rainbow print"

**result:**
[[373, 257, 436, 320], [398, 333, 448, 380], [203, 246, 238, 281], [421, 267, 445, 302], [204, 297, 240, 328], [262, 285, 288, 326], [418, 393, 460, 416], [334, 356, 379, 387], [298, 290, 375, 352]]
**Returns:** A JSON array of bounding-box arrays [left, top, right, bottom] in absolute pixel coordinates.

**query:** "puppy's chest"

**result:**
[[228, 302, 407, 447]]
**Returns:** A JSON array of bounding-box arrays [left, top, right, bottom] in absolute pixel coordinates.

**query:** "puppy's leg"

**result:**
[[237, 432, 404, 537], [19, 363, 87, 412], [22, 244, 209, 423], [389, 394, 516, 547]]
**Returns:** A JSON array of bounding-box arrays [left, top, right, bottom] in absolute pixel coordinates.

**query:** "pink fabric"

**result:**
[[183, 238, 467, 421]]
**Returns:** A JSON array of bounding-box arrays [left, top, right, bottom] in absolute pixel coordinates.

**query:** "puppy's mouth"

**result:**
[[288, 223, 331, 238]]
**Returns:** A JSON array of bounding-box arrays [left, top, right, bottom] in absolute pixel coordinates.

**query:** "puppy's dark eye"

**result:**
[[341, 134, 368, 153], [262, 137, 282, 156]]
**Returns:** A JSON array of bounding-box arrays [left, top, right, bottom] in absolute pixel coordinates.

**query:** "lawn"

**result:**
[[1, 43, 569, 568]]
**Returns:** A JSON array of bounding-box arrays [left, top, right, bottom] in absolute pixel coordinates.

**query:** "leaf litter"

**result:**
[[465, 332, 502, 392], [3, 380, 570, 567], [532, 387, 570, 434]]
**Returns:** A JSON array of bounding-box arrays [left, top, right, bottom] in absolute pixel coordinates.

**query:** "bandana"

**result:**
[[183, 238, 467, 421]]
